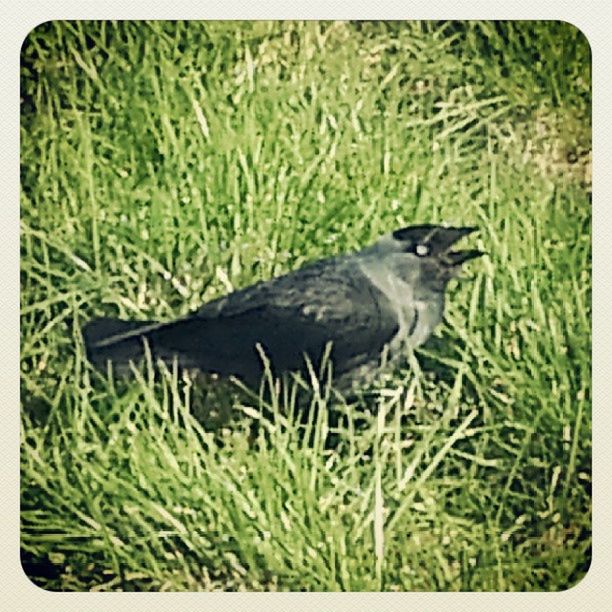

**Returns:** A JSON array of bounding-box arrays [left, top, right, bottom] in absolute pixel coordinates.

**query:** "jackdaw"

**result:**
[[82, 224, 483, 390]]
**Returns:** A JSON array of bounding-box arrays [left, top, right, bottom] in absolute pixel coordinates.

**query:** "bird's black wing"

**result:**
[[145, 259, 401, 385]]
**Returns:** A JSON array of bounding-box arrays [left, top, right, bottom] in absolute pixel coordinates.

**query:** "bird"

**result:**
[[82, 224, 483, 391]]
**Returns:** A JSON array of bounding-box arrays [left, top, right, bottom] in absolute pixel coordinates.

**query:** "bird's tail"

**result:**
[[82, 317, 177, 374]]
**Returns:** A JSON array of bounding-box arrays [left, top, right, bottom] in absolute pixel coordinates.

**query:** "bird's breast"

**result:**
[[358, 258, 444, 352], [408, 297, 444, 347]]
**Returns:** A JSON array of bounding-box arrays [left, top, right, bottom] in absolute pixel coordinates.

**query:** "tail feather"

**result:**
[[82, 318, 161, 372], [82, 316, 211, 374]]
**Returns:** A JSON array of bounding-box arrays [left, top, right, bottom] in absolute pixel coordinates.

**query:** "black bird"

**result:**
[[82, 224, 483, 390]]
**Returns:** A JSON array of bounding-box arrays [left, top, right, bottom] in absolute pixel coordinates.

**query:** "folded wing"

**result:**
[[84, 259, 402, 386]]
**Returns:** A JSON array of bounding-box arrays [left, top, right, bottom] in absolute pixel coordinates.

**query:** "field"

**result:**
[[20, 20, 591, 591]]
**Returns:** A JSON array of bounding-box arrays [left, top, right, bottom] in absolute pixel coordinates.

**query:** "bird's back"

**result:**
[[180, 255, 403, 384]]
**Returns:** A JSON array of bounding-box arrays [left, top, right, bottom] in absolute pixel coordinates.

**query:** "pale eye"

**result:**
[[415, 243, 429, 256]]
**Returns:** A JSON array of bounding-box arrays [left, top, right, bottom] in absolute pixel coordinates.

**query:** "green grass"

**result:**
[[20, 20, 591, 591]]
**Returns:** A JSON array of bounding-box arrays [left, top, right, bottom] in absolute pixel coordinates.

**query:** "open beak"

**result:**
[[443, 248, 486, 266], [437, 227, 484, 267]]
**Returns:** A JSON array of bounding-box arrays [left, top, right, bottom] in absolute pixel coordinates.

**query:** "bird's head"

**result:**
[[366, 223, 484, 280], [392, 224, 483, 266]]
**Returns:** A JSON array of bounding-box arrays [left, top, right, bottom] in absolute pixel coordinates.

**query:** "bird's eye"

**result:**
[[415, 243, 430, 256]]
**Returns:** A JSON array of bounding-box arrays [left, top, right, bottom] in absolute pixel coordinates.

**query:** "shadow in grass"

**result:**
[[21, 546, 187, 592], [20, 547, 137, 592], [20, 384, 54, 425], [416, 332, 472, 389], [20, 549, 62, 591]]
